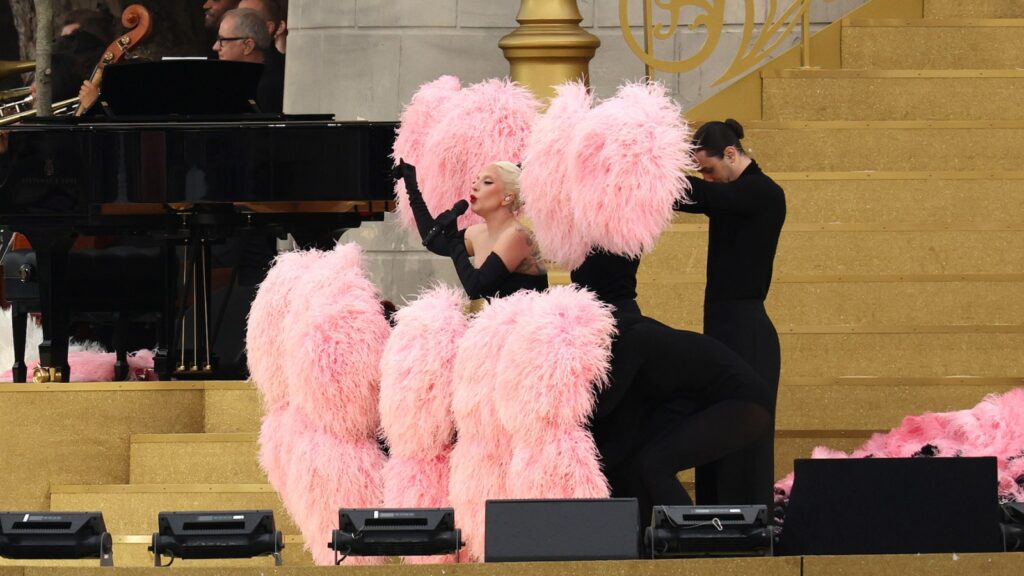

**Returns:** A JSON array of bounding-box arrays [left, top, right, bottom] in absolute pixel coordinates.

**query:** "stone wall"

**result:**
[[286, 0, 866, 119]]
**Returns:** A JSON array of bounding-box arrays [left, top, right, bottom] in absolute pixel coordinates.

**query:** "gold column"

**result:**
[[499, 0, 601, 100]]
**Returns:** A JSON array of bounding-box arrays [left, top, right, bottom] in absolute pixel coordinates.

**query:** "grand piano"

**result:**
[[0, 60, 397, 382]]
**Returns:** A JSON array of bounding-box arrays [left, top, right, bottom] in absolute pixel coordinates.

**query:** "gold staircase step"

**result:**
[[924, 0, 1024, 19], [646, 229, 1024, 276], [744, 121, 1024, 172], [755, 173, 1024, 224], [778, 332, 1024, 377], [130, 434, 264, 484], [205, 381, 261, 433], [49, 484, 297, 536], [762, 70, 1024, 121], [778, 380, 1021, 430], [807, 553, 1024, 576], [638, 278, 1024, 328], [0, 383, 205, 513], [843, 19, 1024, 69]]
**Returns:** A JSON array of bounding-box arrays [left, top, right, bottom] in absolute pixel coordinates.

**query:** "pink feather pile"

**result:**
[[0, 349, 154, 382], [521, 81, 696, 270], [775, 387, 1024, 514], [247, 243, 390, 566]]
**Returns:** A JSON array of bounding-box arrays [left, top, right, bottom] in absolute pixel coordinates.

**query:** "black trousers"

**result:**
[[696, 299, 781, 510], [595, 307, 772, 521]]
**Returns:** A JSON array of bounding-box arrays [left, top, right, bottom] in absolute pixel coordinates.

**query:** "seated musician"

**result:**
[[204, 0, 241, 32], [239, 0, 288, 55], [214, 8, 283, 113], [58, 7, 115, 40]]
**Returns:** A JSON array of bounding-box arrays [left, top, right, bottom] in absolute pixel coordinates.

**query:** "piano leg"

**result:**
[[153, 242, 177, 380], [113, 313, 128, 381], [11, 302, 28, 383], [29, 233, 74, 383]]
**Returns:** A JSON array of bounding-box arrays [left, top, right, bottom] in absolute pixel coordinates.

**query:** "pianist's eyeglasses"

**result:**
[[216, 36, 250, 48]]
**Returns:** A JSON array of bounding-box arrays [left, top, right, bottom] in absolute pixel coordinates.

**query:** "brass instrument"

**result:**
[[0, 97, 80, 125], [1, 87, 32, 102], [0, 60, 34, 80], [0, 57, 81, 126], [0, 4, 151, 127]]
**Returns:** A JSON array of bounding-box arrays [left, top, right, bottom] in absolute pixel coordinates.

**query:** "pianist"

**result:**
[[213, 8, 283, 113]]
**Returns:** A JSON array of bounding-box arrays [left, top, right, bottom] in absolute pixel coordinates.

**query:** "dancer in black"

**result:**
[[394, 160, 547, 299], [676, 119, 786, 510], [572, 251, 772, 519]]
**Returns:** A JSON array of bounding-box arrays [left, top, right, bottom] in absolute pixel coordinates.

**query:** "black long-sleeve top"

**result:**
[[675, 161, 786, 303]]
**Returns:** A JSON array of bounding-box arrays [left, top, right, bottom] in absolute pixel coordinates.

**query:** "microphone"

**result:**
[[423, 200, 469, 247]]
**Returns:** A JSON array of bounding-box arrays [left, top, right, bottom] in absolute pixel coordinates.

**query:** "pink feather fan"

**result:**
[[379, 284, 468, 458], [522, 81, 695, 270], [283, 425, 386, 566], [379, 285, 468, 563], [449, 291, 533, 561], [283, 243, 391, 441], [519, 81, 595, 270], [572, 82, 695, 259], [247, 249, 325, 412], [495, 287, 614, 500], [392, 76, 463, 231], [494, 285, 615, 442], [252, 243, 390, 565], [450, 288, 617, 559], [397, 77, 542, 234]]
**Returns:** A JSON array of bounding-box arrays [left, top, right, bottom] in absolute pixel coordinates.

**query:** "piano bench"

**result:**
[[2, 247, 164, 382]]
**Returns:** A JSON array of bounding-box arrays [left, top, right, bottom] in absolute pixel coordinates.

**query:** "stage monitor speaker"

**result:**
[[0, 512, 112, 566], [149, 510, 283, 566], [777, 457, 1003, 556], [647, 505, 772, 558], [485, 499, 639, 562], [330, 508, 461, 562]]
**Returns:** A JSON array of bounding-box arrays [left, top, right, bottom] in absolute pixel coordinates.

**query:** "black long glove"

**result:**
[[448, 239, 511, 300], [393, 159, 457, 256]]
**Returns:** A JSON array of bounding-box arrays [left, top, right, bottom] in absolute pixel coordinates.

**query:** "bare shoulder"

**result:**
[[464, 223, 486, 256], [509, 224, 546, 274], [465, 223, 486, 240]]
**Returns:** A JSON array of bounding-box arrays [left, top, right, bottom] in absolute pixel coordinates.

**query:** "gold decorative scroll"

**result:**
[[621, 0, 823, 86]]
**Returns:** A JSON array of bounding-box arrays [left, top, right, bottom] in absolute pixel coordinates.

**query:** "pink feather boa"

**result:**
[[775, 387, 1024, 510], [392, 77, 541, 234], [522, 81, 696, 270]]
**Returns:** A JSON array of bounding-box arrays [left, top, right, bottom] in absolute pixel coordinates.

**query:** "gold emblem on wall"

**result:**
[[620, 0, 823, 85]]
